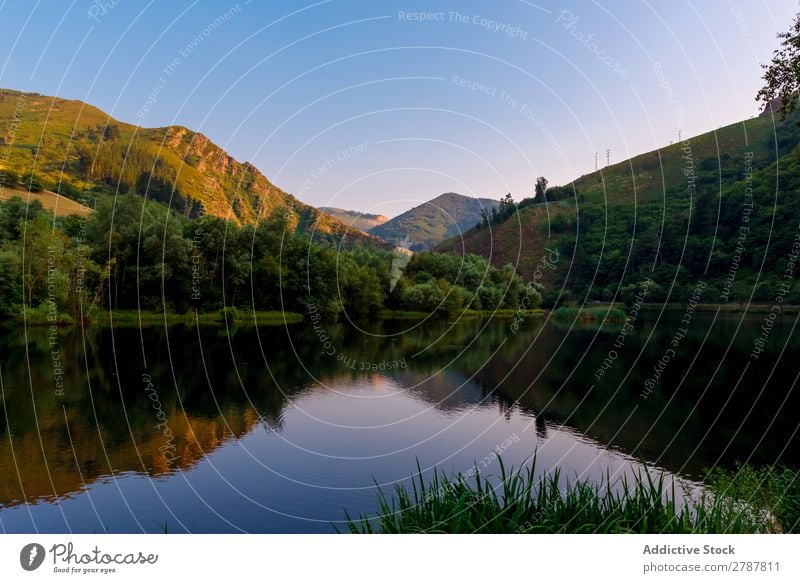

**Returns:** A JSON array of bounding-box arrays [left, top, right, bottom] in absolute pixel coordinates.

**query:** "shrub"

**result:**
[[25, 173, 45, 192], [218, 306, 240, 323]]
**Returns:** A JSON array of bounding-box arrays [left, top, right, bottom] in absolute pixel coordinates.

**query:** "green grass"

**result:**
[[15, 304, 76, 326], [98, 309, 302, 326], [341, 458, 775, 534], [706, 464, 800, 533], [643, 302, 800, 314], [379, 308, 545, 320], [463, 308, 545, 318], [16, 308, 302, 327]]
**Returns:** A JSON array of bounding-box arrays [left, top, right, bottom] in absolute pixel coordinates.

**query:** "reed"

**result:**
[[342, 458, 774, 534]]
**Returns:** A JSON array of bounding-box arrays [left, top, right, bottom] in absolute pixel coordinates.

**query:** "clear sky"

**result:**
[[0, 0, 796, 217]]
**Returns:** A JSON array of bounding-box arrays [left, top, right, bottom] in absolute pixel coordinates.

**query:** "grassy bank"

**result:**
[[14, 308, 303, 327], [463, 308, 546, 318], [379, 308, 546, 320], [12, 306, 546, 327], [342, 459, 799, 534], [641, 302, 800, 314]]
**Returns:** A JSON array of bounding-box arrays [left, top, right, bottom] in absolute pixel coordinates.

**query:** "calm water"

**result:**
[[0, 310, 797, 533]]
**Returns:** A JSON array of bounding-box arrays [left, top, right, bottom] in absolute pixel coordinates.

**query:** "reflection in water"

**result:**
[[0, 311, 796, 532]]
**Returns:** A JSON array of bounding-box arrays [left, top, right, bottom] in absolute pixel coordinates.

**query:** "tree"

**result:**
[[498, 192, 514, 212], [757, 10, 800, 117], [487, 193, 516, 225], [25, 173, 44, 192], [535, 176, 548, 202], [338, 259, 384, 319], [0, 197, 45, 239], [20, 214, 65, 307], [401, 281, 445, 312], [0, 169, 19, 189], [0, 244, 22, 316], [102, 124, 120, 141]]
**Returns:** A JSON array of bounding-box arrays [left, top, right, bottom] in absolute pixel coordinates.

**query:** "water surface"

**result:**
[[0, 311, 797, 532]]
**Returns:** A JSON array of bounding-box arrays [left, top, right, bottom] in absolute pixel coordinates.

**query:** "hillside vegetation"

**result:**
[[437, 107, 800, 307], [0, 194, 529, 323]]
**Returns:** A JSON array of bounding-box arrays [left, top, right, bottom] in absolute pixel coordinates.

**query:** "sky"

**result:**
[[0, 0, 797, 217]]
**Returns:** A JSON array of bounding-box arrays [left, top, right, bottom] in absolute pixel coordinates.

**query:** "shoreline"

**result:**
[[9, 309, 304, 328], [8, 308, 548, 328], [7, 302, 797, 329]]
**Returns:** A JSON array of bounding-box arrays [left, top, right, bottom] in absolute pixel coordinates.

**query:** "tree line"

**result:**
[[0, 194, 532, 324]]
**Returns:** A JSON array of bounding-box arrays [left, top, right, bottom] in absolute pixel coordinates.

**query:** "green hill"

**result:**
[[565, 109, 796, 205], [371, 192, 499, 250], [0, 88, 382, 246], [436, 108, 800, 306]]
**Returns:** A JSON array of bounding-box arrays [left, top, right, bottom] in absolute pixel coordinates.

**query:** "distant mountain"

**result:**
[[370, 192, 499, 250], [319, 207, 389, 233], [0, 88, 382, 246]]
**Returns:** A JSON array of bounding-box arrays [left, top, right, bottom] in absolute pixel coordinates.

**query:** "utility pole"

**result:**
[[606, 149, 610, 167], [595, 152, 598, 171], [678, 130, 682, 142]]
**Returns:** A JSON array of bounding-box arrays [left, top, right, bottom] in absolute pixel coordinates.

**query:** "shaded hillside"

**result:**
[[0, 88, 381, 246], [437, 109, 800, 306], [320, 207, 388, 233], [371, 192, 498, 250], [436, 204, 560, 289]]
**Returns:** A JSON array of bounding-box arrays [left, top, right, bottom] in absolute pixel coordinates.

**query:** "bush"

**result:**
[[25, 173, 45, 192], [56, 180, 83, 201], [0, 169, 19, 189], [218, 306, 240, 323]]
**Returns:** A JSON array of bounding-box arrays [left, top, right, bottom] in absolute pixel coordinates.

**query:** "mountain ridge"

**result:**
[[370, 192, 499, 250], [319, 207, 389, 233], [0, 88, 385, 247]]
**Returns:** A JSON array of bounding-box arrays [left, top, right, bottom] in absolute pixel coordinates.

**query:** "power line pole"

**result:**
[[678, 130, 682, 142], [595, 152, 598, 171], [606, 149, 610, 167]]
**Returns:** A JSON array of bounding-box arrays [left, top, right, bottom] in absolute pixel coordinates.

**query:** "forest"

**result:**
[[0, 194, 530, 324]]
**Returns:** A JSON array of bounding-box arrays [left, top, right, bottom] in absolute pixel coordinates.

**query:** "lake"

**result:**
[[0, 309, 797, 533]]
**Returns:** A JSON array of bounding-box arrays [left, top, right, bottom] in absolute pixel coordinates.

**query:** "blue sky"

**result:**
[[0, 0, 796, 216]]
